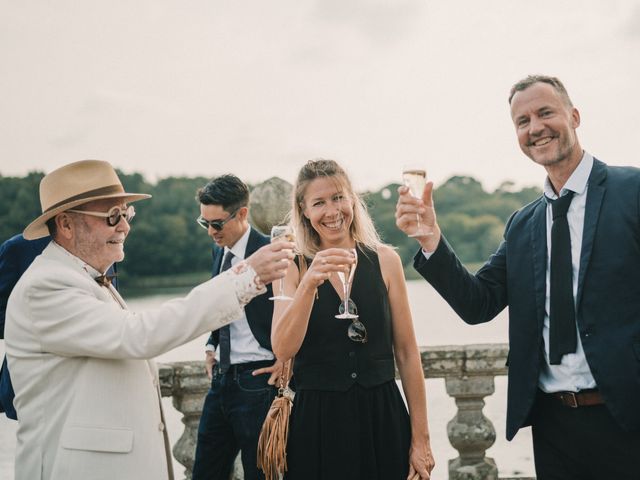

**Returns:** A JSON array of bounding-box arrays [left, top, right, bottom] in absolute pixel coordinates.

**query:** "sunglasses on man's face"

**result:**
[[67, 205, 135, 227], [196, 208, 239, 231]]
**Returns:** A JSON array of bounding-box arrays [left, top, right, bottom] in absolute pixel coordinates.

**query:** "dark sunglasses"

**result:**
[[196, 208, 239, 231], [68, 205, 135, 227], [348, 319, 367, 343], [339, 299, 367, 343]]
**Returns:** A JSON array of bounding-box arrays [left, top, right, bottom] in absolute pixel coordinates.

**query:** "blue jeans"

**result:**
[[192, 363, 277, 480]]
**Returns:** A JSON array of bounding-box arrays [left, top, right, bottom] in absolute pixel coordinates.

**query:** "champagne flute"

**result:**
[[335, 248, 358, 319], [268, 224, 295, 301], [402, 165, 433, 237]]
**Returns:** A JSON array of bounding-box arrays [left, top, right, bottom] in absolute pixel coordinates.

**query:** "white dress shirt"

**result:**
[[208, 226, 274, 365], [538, 152, 596, 393]]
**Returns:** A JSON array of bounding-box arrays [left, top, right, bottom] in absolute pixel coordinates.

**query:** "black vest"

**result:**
[[293, 247, 396, 391]]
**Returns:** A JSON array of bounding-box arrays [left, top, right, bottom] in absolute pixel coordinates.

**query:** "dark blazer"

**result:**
[[1, 234, 50, 419], [415, 159, 640, 440], [0, 235, 51, 338], [206, 227, 274, 352]]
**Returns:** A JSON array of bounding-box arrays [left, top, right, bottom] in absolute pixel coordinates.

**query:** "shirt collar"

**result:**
[[225, 225, 251, 260], [51, 240, 106, 279], [543, 151, 593, 200]]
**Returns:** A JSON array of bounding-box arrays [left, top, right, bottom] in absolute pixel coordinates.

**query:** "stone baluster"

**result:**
[[160, 361, 210, 480], [445, 375, 498, 480], [420, 344, 508, 480]]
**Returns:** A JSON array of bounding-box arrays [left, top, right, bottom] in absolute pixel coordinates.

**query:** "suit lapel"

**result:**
[[211, 228, 264, 278], [245, 227, 266, 257], [107, 285, 127, 309], [576, 159, 607, 307], [530, 198, 548, 333]]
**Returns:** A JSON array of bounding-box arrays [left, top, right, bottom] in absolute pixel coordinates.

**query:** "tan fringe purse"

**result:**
[[257, 360, 293, 480], [257, 255, 307, 480]]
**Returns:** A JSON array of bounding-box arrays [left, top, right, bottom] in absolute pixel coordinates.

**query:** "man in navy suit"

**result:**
[[0, 234, 118, 420], [192, 175, 282, 480], [396, 75, 640, 479]]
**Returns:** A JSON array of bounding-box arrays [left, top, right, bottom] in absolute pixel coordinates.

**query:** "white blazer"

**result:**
[[5, 242, 252, 480]]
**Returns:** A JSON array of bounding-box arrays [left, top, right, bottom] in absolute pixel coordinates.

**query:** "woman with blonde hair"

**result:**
[[272, 159, 434, 479]]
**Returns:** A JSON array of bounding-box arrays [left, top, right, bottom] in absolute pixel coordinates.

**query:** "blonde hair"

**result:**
[[292, 159, 383, 258]]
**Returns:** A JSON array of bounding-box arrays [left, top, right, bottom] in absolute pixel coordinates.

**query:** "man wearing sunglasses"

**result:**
[[192, 174, 281, 480], [4, 160, 292, 480]]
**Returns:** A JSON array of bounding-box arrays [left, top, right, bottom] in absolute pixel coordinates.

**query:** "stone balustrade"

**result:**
[[159, 343, 535, 480]]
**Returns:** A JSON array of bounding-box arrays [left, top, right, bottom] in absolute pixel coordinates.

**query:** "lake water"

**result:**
[[0, 280, 535, 480]]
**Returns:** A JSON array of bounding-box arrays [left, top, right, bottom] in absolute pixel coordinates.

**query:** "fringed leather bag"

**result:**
[[257, 360, 293, 480], [257, 255, 307, 480]]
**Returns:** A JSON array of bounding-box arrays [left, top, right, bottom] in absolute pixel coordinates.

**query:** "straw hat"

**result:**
[[23, 160, 151, 240]]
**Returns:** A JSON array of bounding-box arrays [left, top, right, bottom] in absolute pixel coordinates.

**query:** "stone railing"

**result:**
[[159, 343, 535, 480]]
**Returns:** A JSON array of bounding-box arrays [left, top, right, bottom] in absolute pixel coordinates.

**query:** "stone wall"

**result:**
[[160, 343, 535, 480]]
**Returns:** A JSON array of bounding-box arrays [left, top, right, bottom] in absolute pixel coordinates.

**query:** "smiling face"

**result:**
[[510, 82, 582, 170], [302, 176, 354, 248], [63, 198, 131, 273]]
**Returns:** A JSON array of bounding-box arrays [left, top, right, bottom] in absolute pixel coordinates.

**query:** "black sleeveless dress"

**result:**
[[285, 247, 411, 480]]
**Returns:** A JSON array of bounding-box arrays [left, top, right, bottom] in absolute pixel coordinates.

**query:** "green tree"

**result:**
[[0, 169, 541, 281]]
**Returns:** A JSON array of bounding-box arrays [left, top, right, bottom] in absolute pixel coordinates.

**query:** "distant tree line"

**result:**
[[0, 171, 541, 280]]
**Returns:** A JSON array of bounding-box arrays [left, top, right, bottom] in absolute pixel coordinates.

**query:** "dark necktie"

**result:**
[[548, 191, 576, 365], [218, 250, 234, 374]]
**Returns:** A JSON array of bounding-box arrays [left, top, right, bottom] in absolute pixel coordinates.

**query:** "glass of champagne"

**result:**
[[402, 165, 433, 237], [268, 224, 295, 301], [335, 248, 358, 319]]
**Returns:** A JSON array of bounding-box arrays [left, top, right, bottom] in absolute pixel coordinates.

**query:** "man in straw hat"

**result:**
[[4, 159, 293, 480]]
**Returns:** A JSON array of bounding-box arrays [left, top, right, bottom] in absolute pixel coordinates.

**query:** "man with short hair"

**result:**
[[5, 160, 292, 480], [396, 75, 640, 478], [192, 174, 280, 480]]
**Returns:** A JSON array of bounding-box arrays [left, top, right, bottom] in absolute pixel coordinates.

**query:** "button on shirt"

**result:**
[[208, 227, 274, 365], [538, 152, 596, 393]]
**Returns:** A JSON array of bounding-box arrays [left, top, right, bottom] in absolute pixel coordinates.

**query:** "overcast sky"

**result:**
[[1, 1, 639, 192]]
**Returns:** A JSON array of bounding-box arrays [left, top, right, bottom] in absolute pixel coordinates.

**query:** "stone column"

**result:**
[[160, 362, 209, 480], [445, 375, 498, 480]]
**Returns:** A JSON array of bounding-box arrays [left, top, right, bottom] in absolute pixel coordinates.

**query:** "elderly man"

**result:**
[[396, 75, 640, 479], [5, 160, 292, 480]]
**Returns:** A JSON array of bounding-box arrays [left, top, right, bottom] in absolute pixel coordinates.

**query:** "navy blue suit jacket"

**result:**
[[1, 234, 50, 419], [206, 227, 274, 352], [415, 159, 640, 440], [0, 235, 51, 339]]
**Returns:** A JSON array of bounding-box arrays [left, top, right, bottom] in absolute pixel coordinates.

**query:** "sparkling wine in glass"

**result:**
[[269, 224, 295, 301], [402, 166, 433, 237], [335, 248, 358, 319]]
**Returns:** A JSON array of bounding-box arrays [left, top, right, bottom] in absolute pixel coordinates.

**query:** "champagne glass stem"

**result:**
[[343, 282, 349, 316]]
